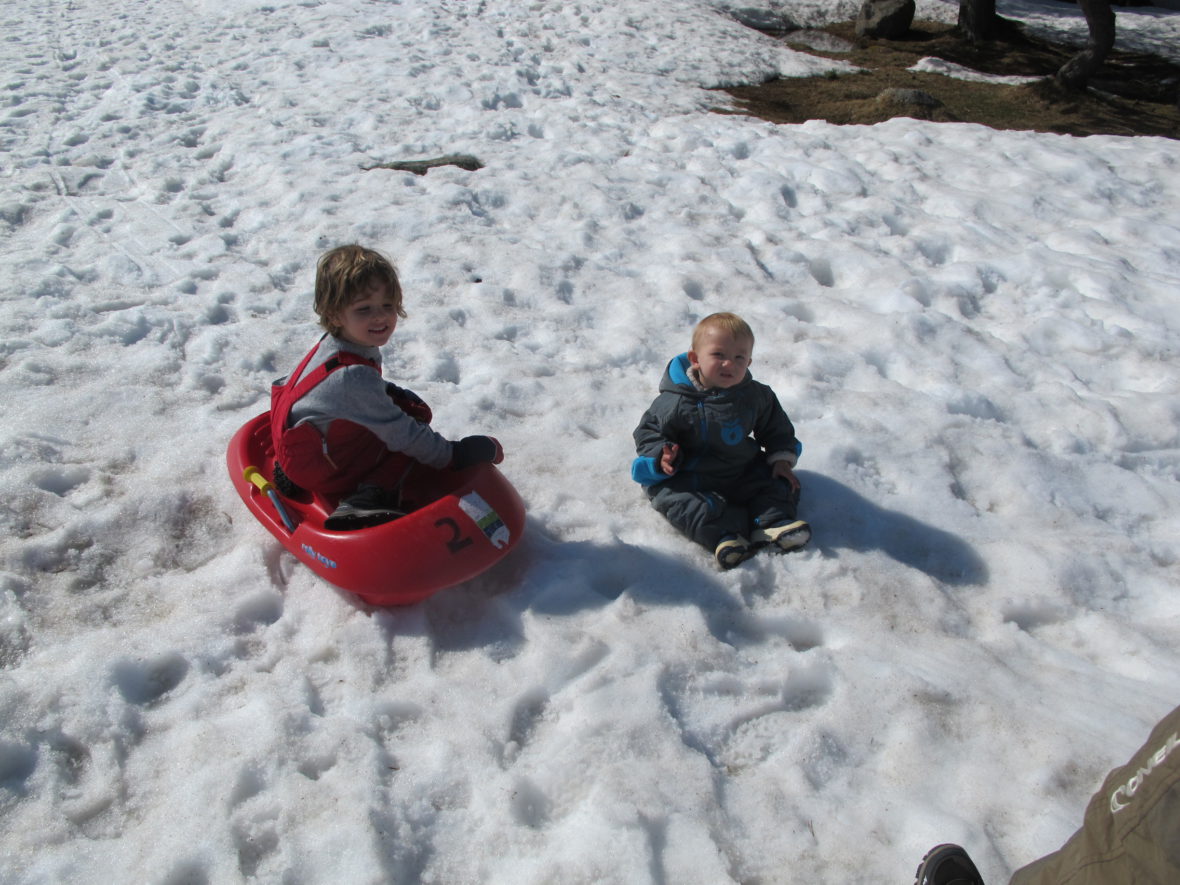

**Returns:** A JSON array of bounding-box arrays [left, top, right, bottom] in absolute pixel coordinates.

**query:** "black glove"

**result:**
[[450, 436, 504, 470]]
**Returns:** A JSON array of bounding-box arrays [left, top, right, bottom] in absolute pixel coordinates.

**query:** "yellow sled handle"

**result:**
[[243, 466, 274, 494], [243, 466, 297, 533]]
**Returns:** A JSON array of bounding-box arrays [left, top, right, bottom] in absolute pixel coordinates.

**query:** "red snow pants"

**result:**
[[270, 342, 413, 499]]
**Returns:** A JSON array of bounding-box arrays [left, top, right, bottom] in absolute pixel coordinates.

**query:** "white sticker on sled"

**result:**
[[458, 491, 511, 549]]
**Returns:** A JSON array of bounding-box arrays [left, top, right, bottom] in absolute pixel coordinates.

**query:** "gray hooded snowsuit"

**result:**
[[632, 353, 802, 550]]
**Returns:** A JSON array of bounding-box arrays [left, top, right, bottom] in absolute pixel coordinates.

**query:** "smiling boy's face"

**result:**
[[688, 326, 753, 389], [331, 280, 399, 347]]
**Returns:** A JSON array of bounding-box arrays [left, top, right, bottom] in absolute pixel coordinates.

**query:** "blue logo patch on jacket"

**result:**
[[720, 419, 745, 446]]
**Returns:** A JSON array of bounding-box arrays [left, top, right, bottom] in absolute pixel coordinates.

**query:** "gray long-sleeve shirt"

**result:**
[[282, 335, 454, 469]]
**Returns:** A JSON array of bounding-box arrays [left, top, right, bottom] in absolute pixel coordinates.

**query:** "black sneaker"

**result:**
[[915, 844, 985, 885], [714, 534, 754, 570], [751, 519, 811, 553], [324, 485, 404, 531], [272, 461, 304, 498]]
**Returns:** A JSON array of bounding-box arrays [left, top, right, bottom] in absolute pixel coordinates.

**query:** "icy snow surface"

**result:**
[[1, 0, 1179, 882]]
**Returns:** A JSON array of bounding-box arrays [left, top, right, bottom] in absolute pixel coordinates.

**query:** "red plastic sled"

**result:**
[[227, 412, 526, 606]]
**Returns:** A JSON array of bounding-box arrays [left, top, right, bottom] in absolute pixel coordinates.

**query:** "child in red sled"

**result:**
[[271, 244, 502, 529]]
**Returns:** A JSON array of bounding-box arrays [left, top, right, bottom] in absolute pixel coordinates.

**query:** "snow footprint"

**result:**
[[228, 767, 281, 877], [431, 353, 461, 384], [509, 775, 553, 829], [158, 859, 212, 885], [808, 256, 835, 288], [111, 652, 189, 706], [500, 687, 549, 767], [29, 465, 91, 497], [708, 607, 824, 652], [232, 803, 280, 878], [659, 660, 836, 769], [230, 590, 283, 635], [0, 737, 37, 788], [1002, 599, 1067, 632]]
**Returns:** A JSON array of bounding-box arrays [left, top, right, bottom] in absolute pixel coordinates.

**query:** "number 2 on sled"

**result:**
[[435, 517, 474, 554]]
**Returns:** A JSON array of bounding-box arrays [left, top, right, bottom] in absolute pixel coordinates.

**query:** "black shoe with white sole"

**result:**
[[751, 519, 811, 553]]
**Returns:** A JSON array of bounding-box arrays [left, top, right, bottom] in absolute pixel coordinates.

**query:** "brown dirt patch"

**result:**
[[716, 18, 1180, 139]]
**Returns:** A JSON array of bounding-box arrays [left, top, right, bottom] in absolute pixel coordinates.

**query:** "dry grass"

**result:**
[[716, 19, 1180, 139]]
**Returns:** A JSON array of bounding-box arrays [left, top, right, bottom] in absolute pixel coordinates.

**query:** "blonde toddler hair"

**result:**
[[692, 312, 755, 351]]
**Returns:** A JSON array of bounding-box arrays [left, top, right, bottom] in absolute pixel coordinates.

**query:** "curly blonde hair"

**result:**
[[313, 244, 406, 334]]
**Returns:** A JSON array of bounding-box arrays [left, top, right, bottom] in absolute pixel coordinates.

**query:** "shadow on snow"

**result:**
[[385, 470, 986, 656], [797, 470, 988, 589]]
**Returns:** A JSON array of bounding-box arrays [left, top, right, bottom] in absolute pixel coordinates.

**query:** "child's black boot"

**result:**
[[751, 519, 811, 553], [714, 534, 754, 570], [325, 485, 404, 530]]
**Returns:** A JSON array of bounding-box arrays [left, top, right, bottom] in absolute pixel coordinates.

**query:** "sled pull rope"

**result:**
[[243, 466, 297, 533]]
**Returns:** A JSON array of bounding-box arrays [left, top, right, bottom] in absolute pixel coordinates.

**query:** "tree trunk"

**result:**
[[1055, 0, 1116, 91], [958, 0, 996, 43]]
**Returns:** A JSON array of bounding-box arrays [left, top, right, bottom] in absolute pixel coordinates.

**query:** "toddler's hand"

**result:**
[[660, 443, 680, 476], [773, 461, 800, 492]]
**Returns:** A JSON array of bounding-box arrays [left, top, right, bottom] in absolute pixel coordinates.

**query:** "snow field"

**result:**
[[2, 0, 1180, 882]]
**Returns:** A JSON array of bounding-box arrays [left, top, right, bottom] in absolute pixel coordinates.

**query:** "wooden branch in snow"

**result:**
[[360, 154, 484, 175]]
